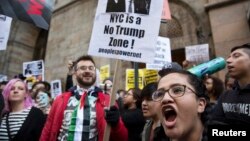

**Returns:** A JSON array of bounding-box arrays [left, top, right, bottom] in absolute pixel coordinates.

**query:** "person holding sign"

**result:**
[[40, 55, 128, 141]]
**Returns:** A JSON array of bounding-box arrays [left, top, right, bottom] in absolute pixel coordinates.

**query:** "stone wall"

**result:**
[[206, 0, 250, 79], [0, 20, 40, 78], [2, 0, 249, 89]]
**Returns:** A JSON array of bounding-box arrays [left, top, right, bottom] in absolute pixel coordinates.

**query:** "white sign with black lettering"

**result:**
[[0, 14, 12, 50], [23, 60, 44, 77], [51, 80, 62, 99], [185, 44, 209, 64], [88, 0, 164, 63], [146, 36, 171, 70]]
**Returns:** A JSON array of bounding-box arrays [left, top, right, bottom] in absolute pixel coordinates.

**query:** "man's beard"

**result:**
[[76, 75, 96, 87]]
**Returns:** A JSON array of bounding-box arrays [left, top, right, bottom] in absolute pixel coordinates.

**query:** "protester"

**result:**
[[65, 60, 75, 91], [40, 55, 128, 141], [153, 69, 209, 141], [0, 79, 46, 141], [0, 81, 8, 95], [0, 93, 4, 118], [121, 88, 145, 141], [141, 82, 167, 141], [203, 75, 224, 104], [34, 89, 52, 115], [224, 72, 235, 91], [101, 77, 113, 95], [116, 89, 126, 113], [30, 81, 51, 99], [13, 74, 26, 81], [0, 81, 8, 124], [212, 43, 250, 125]]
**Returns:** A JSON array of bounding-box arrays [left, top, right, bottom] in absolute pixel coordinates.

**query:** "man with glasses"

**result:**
[[40, 55, 128, 141], [154, 69, 209, 141]]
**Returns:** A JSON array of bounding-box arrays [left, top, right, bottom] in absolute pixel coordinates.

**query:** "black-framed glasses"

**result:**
[[152, 85, 197, 101], [76, 66, 95, 71]]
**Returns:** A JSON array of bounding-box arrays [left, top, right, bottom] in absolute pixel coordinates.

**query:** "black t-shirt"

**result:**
[[212, 81, 250, 125]]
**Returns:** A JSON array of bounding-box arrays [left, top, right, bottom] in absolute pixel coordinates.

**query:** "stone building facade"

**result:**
[[0, 0, 249, 91]]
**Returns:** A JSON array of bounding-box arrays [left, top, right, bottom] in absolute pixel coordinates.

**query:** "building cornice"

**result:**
[[205, 0, 249, 11]]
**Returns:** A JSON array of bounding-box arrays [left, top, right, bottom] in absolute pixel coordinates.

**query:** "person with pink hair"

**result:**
[[0, 78, 46, 141]]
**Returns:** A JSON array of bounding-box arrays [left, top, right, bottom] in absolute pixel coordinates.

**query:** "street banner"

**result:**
[[0, 0, 53, 30], [50, 79, 62, 99], [161, 0, 171, 20], [0, 15, 12, 50], [143, 69, 158, 85], [125, 69, 144, 91], [146, 36, 171, 70], [88, 0, 164, 63], [100, 64, 110, 83], [0, 74, 8, 82], [185, 44, 209, 65]]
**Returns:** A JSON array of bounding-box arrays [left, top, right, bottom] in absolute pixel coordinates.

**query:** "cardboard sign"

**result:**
[[143, 69, 158, 85], [185, 44, 209, 64], [50, 79, 62, 99], [0, 15, 12, 50], [88, 0, 164, 63], [100, 64, 110, 83], [146, 36, 171, 70], [125, 69, 144, 90]]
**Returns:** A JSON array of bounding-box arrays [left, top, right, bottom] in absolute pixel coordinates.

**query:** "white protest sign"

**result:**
[[51, 80, 62, 99], [0, 15, 12, 50], [23, 60, 44, 80], [0, 74, 8, 82], [146, 36, 171, 70], [88, 0, 164, 63], [185, 44, 209, 64]]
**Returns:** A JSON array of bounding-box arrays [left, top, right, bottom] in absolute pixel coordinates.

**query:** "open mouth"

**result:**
[[227, 66, 234, 70], [163, 106, 177, 127]]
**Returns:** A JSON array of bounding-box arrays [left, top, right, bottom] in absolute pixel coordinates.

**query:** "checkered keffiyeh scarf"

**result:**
[[67, 90, 97, 141]]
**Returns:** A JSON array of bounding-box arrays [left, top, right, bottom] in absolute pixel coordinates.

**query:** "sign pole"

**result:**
[[134, 62, 139, 89], [103, 59, 120, 141]]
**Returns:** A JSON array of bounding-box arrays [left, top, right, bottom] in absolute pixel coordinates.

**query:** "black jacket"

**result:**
[[121, 108, 145, 141], [12, 107, 46, 141]]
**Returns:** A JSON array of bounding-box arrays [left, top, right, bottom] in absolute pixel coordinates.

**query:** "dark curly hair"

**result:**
[[158, 69, 210, 125], [127, 88, 142, 108], [204, 75, 224, 100]]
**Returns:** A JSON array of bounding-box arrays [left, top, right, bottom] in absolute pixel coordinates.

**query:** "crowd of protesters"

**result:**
[[0, 43, 250, 141]]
